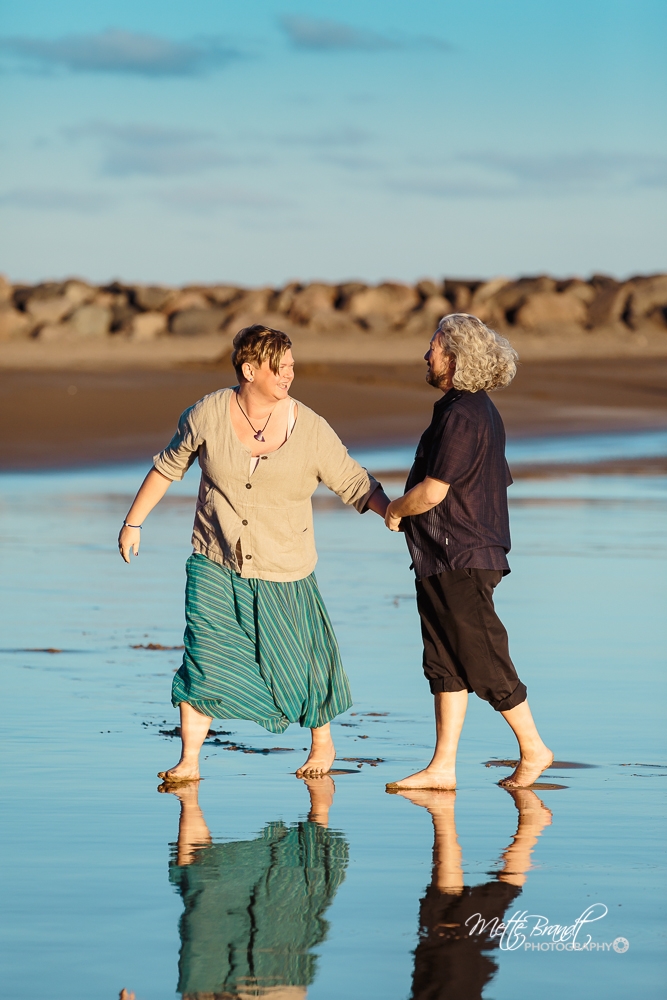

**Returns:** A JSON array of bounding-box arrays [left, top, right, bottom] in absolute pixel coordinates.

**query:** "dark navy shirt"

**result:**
[[403, 389, 513, 580]]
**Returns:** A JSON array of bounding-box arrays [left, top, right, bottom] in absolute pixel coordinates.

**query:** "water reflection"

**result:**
[[397, 788, 552, 1000], [162, 777, 347, 1000]]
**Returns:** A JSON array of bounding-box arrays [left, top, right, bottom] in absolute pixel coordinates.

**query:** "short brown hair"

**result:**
[[231, 324, 292, 381]]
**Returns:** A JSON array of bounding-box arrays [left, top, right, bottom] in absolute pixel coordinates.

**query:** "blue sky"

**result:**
[[1, 0, 665, 285]]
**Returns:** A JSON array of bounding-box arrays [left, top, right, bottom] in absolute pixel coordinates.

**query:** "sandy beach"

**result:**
[[2, 354, 667, 472]]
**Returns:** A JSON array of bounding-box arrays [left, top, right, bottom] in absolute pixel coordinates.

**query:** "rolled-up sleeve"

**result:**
[[153, 405, 203, 481], [315, 417, 381, 512]]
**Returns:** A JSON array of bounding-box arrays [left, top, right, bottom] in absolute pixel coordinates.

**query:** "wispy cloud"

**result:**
[[390, 152, 667, 199], [0, 188, 111, 212], [0, 28, 239, 76], [278, 15, 452, 53], [275, 126, 371, 147], [154, 185, 291, 214], [63, 122, 234, 177]]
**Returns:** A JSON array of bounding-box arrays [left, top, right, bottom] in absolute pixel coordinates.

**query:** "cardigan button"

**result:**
[[245, 483, 252, 489], [261, 455, 267, 460], [242, 519, 248, 526], [245, 554, 252, 560]]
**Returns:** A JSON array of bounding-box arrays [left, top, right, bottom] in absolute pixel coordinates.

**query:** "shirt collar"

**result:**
[[434, 387, 465, 411]]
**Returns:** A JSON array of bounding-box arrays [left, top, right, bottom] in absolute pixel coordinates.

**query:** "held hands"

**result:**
[[384, 500, 402, 532], [118, 524, 141, 563]]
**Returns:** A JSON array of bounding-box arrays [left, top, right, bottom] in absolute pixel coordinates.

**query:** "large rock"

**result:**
[[0, 305, 32, 340], [514, 291, 588, 329], [0, 275, 13, 303], [625, 275, 667, 329], [70, 304, 112, 337], [274, 282, 302, 315], [346, 282, 420, 327], [170, 307, 228, 337], [63, 280, 95, 307], [226, 288, 276, 331], [25, 295, 72, 325], [207, 285, 243, 306], [133, 285, 174, 312], [403, 295, 453, 337], [416, 279, 443, 299], [165, 290, 210, 314], [307, 309, 357, 335], [289, 283, 337, 325], [130, 311, 167, 340], [469, 278, 511, 324], [558, 279, 596, 304], [444, 280, 480, 312], [587, 282, 632, 328]]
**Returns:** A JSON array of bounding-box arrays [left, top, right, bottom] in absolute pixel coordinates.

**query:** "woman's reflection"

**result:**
[[397, 787, 552, 1000], [161, 777, 347, 1000]]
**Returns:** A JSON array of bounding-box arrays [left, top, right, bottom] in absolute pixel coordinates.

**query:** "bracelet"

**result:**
[[123, 521, 143, 529]]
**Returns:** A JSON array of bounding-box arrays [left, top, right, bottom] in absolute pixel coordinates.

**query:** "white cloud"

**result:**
[[390, 152, 667, 199], [278, 15, 452, 53], [154, 185, 291, 214], [63, 122, 235, 177], [0, 29, 239, 76], [0, 188, 111, 211]]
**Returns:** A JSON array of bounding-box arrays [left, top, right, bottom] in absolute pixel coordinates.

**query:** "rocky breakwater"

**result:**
[[1, 273, 666, 366]]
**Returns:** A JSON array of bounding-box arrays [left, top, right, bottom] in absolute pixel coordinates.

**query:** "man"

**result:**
[[385, 313, 553, 790]]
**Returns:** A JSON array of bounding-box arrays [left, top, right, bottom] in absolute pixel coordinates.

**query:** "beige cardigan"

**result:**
[[153, 388, 380, 582]]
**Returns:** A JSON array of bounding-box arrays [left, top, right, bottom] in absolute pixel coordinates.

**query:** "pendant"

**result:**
[[253, 431, 265, 442]]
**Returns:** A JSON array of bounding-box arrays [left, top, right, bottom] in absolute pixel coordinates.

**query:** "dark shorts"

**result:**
[[416, 569, 527, 712]]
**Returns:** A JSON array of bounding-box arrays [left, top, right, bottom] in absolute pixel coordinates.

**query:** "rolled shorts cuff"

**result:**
[[428, 677, 472, 695], [490, 681, 528, 713]]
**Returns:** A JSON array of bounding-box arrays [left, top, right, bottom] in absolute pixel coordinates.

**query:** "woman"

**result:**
[[118, 324, 390, 782]]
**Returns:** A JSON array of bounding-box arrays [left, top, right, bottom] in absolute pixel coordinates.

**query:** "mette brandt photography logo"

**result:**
[[465, 904, 630, 953]]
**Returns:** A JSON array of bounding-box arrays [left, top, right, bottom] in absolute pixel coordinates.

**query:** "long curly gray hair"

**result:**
[[437, 313, 518, 391]]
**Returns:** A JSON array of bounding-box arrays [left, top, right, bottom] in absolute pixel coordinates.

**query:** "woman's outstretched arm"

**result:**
[[118, 467, 173, 563]]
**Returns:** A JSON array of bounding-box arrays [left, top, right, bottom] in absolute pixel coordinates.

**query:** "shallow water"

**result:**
[[1, 456, 666, 999], [355, 427, 667, 472]]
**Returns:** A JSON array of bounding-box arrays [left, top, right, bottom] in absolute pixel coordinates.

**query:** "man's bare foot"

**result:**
[[386, 765, 456, 792], [504, 786, 553, 830], [499, 746, 554, 788], [157, 760, 200, 783], [296, 725, 336, 777]]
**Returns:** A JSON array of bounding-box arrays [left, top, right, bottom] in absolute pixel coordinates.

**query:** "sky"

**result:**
[[0, 0, 665, 285]]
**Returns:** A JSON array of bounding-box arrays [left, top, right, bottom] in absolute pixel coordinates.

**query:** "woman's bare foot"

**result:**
[[386, 765, 456, 792], [300, 773, 336, 825], [296, 723, 336, 777], [393, 787, 456, 810], [499, 745, 554, 788], [157, 759, 201, 783]]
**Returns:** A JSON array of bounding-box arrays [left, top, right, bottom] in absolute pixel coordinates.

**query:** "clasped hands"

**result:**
[[379, 477, 451, 533]]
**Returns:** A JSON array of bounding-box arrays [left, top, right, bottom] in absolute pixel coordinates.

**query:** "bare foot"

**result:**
[[393, 787, 457, 812], [157, 780, 200, 802], [300, 773, 336, 825], [296, 727, 336, 777], [504, 786, 553, 830], [157, 760, 200, 784], [499, 746, 554, 788], [386, 765, 456, 792]]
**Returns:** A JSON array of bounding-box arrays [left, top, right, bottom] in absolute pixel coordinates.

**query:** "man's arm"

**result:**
[[385, 477, 450, 531]]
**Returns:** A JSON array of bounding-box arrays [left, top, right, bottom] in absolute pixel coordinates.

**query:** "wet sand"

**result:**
[[2, 356, 667, 471]]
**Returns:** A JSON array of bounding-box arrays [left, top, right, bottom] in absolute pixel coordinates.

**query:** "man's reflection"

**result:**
[[397, 787, 552, 1000], [161, 777, 347, 1000]]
